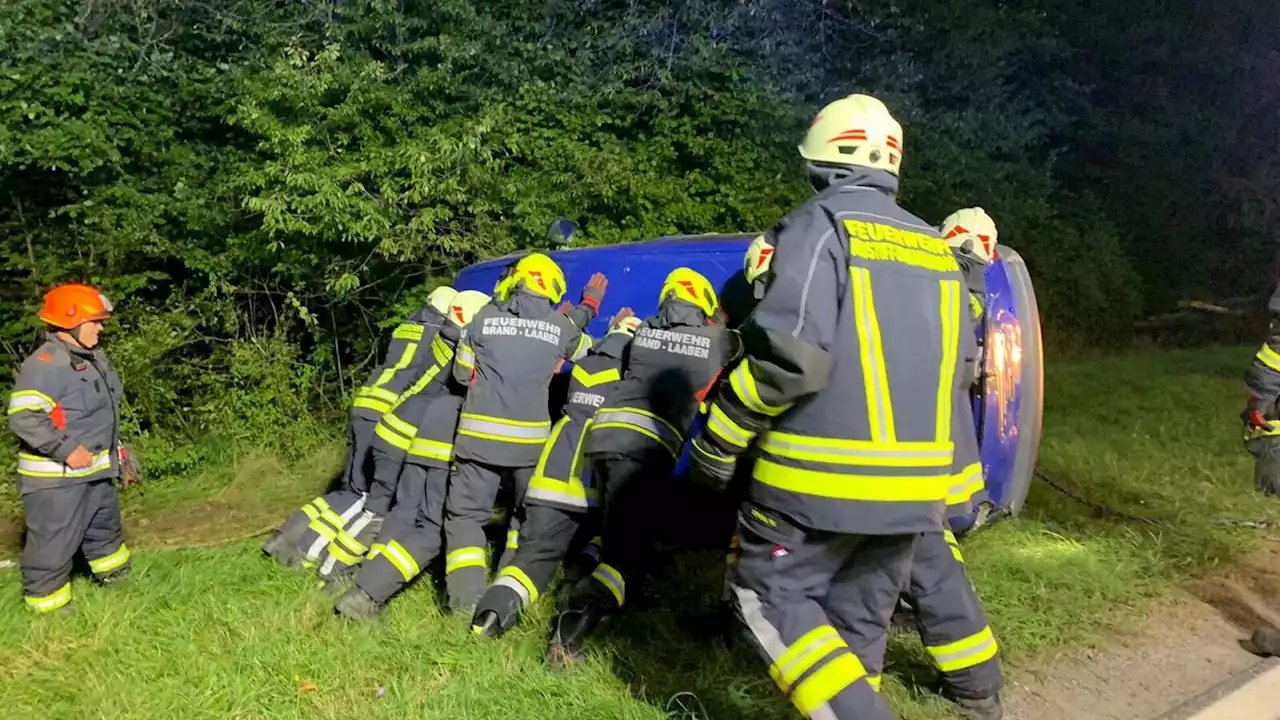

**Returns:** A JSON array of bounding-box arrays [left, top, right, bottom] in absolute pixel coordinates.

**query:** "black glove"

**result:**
[[689, 435, 737, 493]]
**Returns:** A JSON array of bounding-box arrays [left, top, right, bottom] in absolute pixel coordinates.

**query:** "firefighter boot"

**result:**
[[545, 585, 614, 670], [945, 691, 1003, 720], [471, 585, 523, 640], [1251, 627, 1280, 656], [334, 587, 384, 623], [263, 516, 309, 569], [96, 566, 132, 586]]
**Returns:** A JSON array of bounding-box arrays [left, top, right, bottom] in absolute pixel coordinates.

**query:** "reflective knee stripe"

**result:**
[[729, 360, 793, 417], [753, 459, 950, 502], [302, 500, 368, 557], [457, 414, 551, 444], [792, 653, 869, 717], [25, 582, 71, 613], [927, 626, 998, 673], [88, 544, 131, 575], [321, 511, 377, 576], [303, 495, 365, 562], [866, 674, 882, 692], [369, 540, 421, 582], [528, 419, 591, 509], [445, 547, 487, 574], [7, 389, 54, 414], [946, 462, 985, 506], [851, 267, 896, 443], [759, 433, 952, 469], [506, 528, 519, 550], [495, 565, 540, 606], [943, 529, 965, 563], [591, 563, 626, 607], [934, 279, 961, 442], [374, 421, 413, 451], [571, 365, 621, 388], [1258, 344, 1280, 373], [17, 450, 112, 478], [593, 408, 683, 457], [582, 536, 603, 562], [769, 625, 847, 693], [409, 438, 453, 463], [706, 403, 755, 449]]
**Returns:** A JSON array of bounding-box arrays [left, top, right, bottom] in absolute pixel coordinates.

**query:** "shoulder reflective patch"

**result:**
[[844, 219, 960, 273]]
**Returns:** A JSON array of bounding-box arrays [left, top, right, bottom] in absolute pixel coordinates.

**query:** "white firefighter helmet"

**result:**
[[426, 286, 457, 316], [798, 94, 904, 175], [447, 290, 490, 328], [744, 235, 775, 285], [941, 207, 999, 263], [608, 314, 643, 337]]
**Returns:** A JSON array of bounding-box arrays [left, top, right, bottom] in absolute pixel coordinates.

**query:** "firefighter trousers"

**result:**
[[1248, 435, 1280, 496], [443, 459, 532, 612], [356, 464, 450, 603], [729, 501, 911, 720], [475, 503, 601, 629], [21, 479, 131, 612], [887, 531, 1002, 698], [364, 442, 408, 518]]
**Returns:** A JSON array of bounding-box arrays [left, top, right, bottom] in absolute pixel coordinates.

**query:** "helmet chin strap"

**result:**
[[60, 323, 93, 351]]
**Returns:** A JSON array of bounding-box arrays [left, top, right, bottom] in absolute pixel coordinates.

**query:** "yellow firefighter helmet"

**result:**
[[508, 253, 568, 303], [798, 94, 904, 175], [660, 267, 719, 318], [941, 207, 999, 263]]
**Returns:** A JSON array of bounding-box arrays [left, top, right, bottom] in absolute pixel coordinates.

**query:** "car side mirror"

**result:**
[[548, 218, 578, 247]]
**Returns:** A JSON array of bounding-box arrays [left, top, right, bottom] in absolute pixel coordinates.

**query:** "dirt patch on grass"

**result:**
[[1005, 541, 1280, 720]]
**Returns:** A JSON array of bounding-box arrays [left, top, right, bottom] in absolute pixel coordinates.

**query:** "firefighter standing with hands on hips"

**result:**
[[688, 93, 972, 720], [7, 284, 140, 615]]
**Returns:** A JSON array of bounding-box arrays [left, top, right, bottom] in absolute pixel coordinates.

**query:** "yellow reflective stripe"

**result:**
[[571, 365, 621, 388], [943, 529, 965, 562], [754, 458, 950, 502], [392, 323, 425, 341], [935, 279, 961, 442], [591, 562, 626, 606], [969, 293, 984, 321], [371, 340, 420, 393], [303, 502, 367, 557], [432, 335, 452, 367], [457, 414, 552, 444], [6, 389, 55, 414], [729, 361, 792, 416], [496, 565, 541, 605], [707, 403, 754, 449], [88, 544, 131, 574], [381, 411, 418, 438], [506, 528, 519, 549], [456, 342, 475, 370], [1258, 344, 1280, 373], [352, 396, 392, 414], [532, 418, 570, 482], [927, 626, 998, 672], [393, 364, 445, 409], [371, 540, 421, 581], [326, 541, 364, 567], [25, 582, 71, 613], [359, 386, 400, 404], [445, 547, 486, 574], [769, 625, 846, 692], [17, 450, 112, 478], [867, 674, 882, 692], [592, 422, 679, 459], [759, 433, 952, 468], [408, 438, 452, 461], [375, 422, 413, 450], [791, 652, 868, 716], [946, 462, 984, 506], [851, 267, 896, 442], [570, 334, 593, 362]]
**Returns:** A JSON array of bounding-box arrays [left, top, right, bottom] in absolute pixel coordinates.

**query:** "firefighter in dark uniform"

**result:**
[[688, 93, 970, 720], [1244, 276, 1280, 656], [470, 312, 642, 638], [7, 284, 137, 614], [264, 286, 458, 569], [315, 290, 491, 584], [545, 267, 740, 667], [442, 253, 607, 615]]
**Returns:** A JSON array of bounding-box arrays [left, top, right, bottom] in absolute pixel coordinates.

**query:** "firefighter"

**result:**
[[687, 93, 970, 720], [264, 285, 457, 569], [333, 291, 492, 620], [545, 267, 740, 667], [7, 284, 137, 614], [315, 290, 491, 584], [440, 253, 606, 615], [1244, 279, 1280, 497], [942, 207, 997, 326], [470, 311, 642, 638]]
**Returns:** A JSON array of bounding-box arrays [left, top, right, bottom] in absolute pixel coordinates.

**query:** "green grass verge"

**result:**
[[0, 346, 1276, 719]]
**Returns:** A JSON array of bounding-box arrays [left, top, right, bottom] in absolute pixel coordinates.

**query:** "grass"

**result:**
[[0, 345, 1277, 719]]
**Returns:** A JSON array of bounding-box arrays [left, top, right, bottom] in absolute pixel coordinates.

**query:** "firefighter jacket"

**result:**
[[702, 168, 974, 536], [1247, 283, 1280, 433], [586, 302, 739, 462], [952, 248, 987, 387], [374, 376, 465, 471], [352, 306, 452, 420], [451, 291, 594, 467], [7, 335, 123, 495], [526, 332, 632, 512]]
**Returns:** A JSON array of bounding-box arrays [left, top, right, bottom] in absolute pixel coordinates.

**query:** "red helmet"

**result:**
[[39, 283, 113, 330]]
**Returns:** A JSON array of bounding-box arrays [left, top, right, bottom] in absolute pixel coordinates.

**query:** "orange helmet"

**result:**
[[39, 284, 114, 330]]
